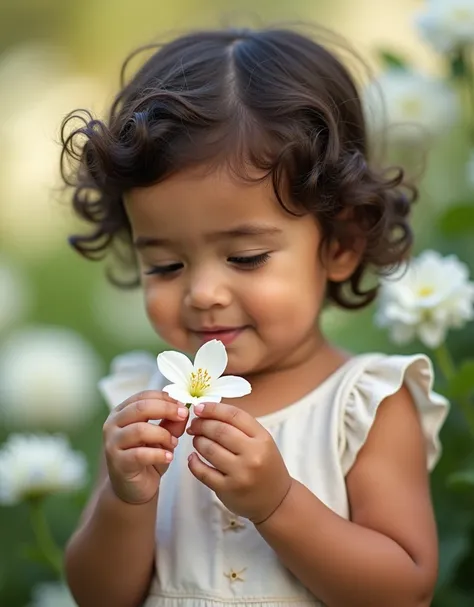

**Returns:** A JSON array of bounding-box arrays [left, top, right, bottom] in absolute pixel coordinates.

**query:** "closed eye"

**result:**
[[144, 262, 184, 276], [227, 252, 270, 269]]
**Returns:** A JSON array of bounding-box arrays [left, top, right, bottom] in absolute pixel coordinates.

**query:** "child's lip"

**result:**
[[193, 327, 246, 344]]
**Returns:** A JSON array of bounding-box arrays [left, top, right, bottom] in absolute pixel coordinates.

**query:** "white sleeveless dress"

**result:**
[[99, 352, 449, 607]]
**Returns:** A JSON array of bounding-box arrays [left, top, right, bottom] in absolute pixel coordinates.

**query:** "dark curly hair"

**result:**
[[60, 26, 415, 309]]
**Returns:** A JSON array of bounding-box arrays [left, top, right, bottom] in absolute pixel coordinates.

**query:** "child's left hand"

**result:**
[[186, 402, 292, 524]]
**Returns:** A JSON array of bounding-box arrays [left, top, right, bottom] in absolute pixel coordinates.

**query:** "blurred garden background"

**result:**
[[1, 0, 474, 605]]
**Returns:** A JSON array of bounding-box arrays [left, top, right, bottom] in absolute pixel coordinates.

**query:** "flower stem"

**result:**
[[434, 344, 474, 437], [434, 343, 456, 381], [463, 48, 474, 146], [28, 497, 63, 577]]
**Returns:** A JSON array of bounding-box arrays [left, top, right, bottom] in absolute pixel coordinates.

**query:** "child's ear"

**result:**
[[324, 237, 365, 283]]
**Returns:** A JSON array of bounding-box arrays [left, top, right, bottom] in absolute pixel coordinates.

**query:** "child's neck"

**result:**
[[226, 335, 350, 419]]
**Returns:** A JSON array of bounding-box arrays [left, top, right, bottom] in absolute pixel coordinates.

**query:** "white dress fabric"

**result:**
[[99, 352, 449, 607]]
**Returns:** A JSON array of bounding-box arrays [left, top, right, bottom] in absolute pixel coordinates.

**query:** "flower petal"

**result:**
[[157, 351, 193, 385], [162, 383, 194, 405], [193, 339, 227, 379], [206, 375, 252, 398], [194, 394, 222, 404]]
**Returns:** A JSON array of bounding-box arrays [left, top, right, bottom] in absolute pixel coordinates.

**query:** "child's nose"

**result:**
[[184, 269, 232, 310]]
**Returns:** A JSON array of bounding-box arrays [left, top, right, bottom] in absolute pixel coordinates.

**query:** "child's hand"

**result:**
[[186, 402, 292, 524], [103, 391, 189, 505]]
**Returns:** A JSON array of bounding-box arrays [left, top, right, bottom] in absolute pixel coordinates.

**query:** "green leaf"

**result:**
[[439, 204, 474, 236], [450, 53, 467, 79], [447, 469, 474, 490], [17, 543, 50, 566], [378, 49, 409, 71], [447, 360, 474, 399], [437, 533, 471, 588]]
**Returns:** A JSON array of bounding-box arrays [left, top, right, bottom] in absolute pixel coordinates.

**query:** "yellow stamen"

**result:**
[[189, 368, 211, 397], [401, 97, 422, 118], [418, 285, 434, 297]]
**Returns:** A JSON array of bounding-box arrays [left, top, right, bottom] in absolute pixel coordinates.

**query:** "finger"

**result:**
[[114, 390, 175, 412], [193, 402, 257, 437], [187, 452, 225, 490], [187, 419, 246, 454], [110, 396, 189, 428], [160, 415, 189, 439], [113, 423, 177, 451], [117, 446, 173, 472], [192, 436, 236, 474]]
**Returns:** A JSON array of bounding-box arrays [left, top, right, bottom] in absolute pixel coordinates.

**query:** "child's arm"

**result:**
[[65, 453, 158, 607], [187, 390, 437, 607], [65, 392, 189, 607], [255, 387, 437, 606]]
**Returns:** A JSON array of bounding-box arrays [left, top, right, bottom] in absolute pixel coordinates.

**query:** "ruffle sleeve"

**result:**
[[339, 354, 449, 476], [98, 351, 161, 410]]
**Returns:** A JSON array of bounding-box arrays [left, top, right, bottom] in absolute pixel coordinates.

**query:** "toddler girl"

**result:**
[[62, 26, 449, 607]]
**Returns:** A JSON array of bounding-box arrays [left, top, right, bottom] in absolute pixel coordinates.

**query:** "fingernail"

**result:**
[[194, 404, 204, 415], [178, 407, 189, 418], [171, 436, 178, 446], [188, 453, 193, 462], [165, 451, 173, 462]]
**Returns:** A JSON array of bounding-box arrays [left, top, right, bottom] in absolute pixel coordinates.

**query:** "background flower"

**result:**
[[0, 434, 87, 505], [0, 326, 103, 430], [415, 0, 474, 53], [364, 69, 459, 142], [98, 351, 158, 410], [376, 250, 474, 348]]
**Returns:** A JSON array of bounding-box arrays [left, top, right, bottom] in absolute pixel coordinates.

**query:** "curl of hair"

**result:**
[[60, 27, 416, 308]]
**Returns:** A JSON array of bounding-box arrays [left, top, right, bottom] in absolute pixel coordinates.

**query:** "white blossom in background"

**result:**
[[0, 326, 102, 429], [364, 70, 459, 142], [98, 351, 158, 410], [376, 250, 474, 348], [27, 582, 77, 607], [0, 257, 31, 333], [416, 0, 474, 53], [158, 339, 252, 406], [0, 434, 87, 505]]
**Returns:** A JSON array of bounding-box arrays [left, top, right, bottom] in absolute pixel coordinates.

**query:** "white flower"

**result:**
[[0, 326, 102, 430], [27, 582, 77, 607], [98, 351, 158, 410], [157, 340, 251, 406], [376, 250, 474, 348], [0, 434, 87, 505], [364, 70, 459, 142], [0, 257, 31, 334], [416, 0, 474, 53]]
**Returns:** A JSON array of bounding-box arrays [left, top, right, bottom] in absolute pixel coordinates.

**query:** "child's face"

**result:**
[[126, 166, 338, 375]]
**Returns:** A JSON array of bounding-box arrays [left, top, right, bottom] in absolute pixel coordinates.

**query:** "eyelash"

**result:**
[[144, 253, 270, 276], [227, 252, 270, 269]]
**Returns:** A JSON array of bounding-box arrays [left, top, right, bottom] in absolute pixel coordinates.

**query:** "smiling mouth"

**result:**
[[193, 327, 246, 345]]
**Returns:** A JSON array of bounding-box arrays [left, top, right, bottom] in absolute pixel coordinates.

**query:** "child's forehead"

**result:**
[[125, 166, 289, 229]]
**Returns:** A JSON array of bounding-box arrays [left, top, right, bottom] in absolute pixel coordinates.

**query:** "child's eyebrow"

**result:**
[[133, 224, 282, 249]]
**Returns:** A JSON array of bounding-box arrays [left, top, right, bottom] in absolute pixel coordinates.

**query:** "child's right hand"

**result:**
[[103, 391, 189, 505]]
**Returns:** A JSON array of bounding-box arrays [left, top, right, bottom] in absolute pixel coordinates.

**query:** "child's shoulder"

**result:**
[[336, 352, 449, 475]]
